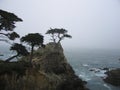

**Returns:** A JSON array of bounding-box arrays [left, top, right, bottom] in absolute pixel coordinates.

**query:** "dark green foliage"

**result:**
[[21, 33, 44, 63], [10, 43, 29, 56], [46, 28, 72, 43], [0, 9, 22, 31], [63, 34, 72, 38], [0, 9, 22, 42], [0, 31, 20, 41], [8, 32, 20, 40], [21, 33, 43, 47], [6, 43, 29, 62], [46, 28, 67, 34], [0, 61, 28, 76]]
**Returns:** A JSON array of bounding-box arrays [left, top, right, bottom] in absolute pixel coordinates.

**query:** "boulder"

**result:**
[[104, 68, 120, 86]]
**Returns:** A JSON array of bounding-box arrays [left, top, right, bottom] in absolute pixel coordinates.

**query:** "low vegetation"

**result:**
[[0, 61, 29, 76]]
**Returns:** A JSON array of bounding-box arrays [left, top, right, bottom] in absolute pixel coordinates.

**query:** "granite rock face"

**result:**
[[0, 43, 87, 90]]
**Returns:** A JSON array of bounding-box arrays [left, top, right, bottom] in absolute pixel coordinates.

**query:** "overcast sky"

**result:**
[[0, 0, 120, 49]]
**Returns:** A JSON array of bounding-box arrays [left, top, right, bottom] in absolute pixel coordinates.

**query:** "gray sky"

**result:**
[[0, 0, 120, 49]]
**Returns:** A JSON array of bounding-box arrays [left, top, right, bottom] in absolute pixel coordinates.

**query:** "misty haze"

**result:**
[[0, 0, 120, 90], [0, 0, 120, 49]]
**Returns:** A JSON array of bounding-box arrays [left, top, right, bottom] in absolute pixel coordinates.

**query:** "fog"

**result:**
[[0, 0, 120, 49]]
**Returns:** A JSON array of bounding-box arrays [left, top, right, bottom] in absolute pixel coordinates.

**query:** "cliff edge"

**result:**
[[0, 43, 87, 90]]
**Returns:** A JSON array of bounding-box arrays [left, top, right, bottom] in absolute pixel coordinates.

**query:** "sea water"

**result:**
[[64, 48, 120, 90], [0, 46, 16, 60]]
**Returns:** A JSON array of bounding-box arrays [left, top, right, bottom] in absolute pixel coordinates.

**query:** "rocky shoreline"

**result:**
[[88, 66, 120, 87], [103, 68, 120, 86]]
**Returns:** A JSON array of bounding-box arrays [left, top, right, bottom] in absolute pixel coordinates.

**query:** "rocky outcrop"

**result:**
[[0, 43, 87, 90], [104, 68, 120, 86]]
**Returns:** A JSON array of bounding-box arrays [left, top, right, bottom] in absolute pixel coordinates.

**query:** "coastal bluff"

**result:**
[[0, 43, 87, 90]]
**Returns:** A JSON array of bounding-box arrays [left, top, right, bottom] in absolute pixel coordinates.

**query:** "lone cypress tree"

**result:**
[[46, 28, 72, 43], [21, 33, 44, 64]]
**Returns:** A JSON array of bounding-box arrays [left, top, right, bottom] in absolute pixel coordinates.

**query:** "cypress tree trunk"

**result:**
[[30, 45, 34, 65], [5, 54, 18, 62], [52, 34, 56, 43]]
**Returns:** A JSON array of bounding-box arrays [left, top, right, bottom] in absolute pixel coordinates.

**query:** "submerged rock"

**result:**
[[0, 43, 88, 90]]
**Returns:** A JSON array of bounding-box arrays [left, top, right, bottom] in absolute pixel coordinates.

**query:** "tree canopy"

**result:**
[[21, 33, 44, 63], [6, 43, 29, 62], [0, 9, 22, 42], [21, 33, 44, 47], [0, 9, 22, 31], [46, 28, 72, 43]]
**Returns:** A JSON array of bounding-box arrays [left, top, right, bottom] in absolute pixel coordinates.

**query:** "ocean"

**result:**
[[64, 48, 120, 90], [0, 47, 120, 90], [0, 46, 14, 60]]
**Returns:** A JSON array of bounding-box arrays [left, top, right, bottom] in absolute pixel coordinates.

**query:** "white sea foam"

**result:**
[[103, 84, 112, 90], [89, 68, 107, 78], [82, 64, 89, 67], [79, 74, 92, 81], [94, 70, 107, 78]]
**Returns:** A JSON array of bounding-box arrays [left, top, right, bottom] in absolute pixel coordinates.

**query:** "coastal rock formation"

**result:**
[[104, 68, 120, 86], [0, 43, 87, 90]]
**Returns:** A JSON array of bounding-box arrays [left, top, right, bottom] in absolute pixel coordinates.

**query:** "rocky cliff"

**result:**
[[104, 68, 120, 86], [0, 43, 87, 90]]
